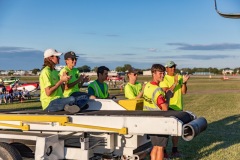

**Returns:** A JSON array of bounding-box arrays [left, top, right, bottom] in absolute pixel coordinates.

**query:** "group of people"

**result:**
[[0, 87, 30, 104], [39, 48, 190, 160], [124, 61, 190, 160], [39, 49, 111, 113]]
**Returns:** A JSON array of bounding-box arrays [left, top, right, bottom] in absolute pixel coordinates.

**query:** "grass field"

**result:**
[[0, 75, 239, 160]]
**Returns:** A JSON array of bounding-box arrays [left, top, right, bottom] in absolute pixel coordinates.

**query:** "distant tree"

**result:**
[[8, 71, 14, 76], [115, 66, 124, 72], [92, 66, 98, 72], [123, 64, 132, 72], [32, 68, 40, 75], [78, 65, 91, 72]]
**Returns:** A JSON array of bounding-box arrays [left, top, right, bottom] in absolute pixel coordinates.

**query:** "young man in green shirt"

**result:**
[[124, 67, 145, 99], [88, 66, 110, 99], [60, 51, 90, 109], [160, 61, 190, 158], [143, 64, 169, 160]]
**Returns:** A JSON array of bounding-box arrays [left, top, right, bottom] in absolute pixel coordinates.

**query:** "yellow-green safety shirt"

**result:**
[[39, 67, 63, 110], [59, 66, 80, 97], [143, 82, 165, 111], [160, 74, 183, 111], [124, 82, 142, 99], [88, 80, 109, 99]]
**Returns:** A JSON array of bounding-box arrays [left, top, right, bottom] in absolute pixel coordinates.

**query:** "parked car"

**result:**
[[107, 76, 124, 81]]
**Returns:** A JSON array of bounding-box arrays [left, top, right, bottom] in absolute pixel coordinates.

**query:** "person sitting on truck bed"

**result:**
[[59, 51, 90, 110], [88, 66, 110, 99], [39, 48, 82, 113]]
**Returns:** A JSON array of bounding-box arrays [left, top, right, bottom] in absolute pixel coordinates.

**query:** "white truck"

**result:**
[[0, 99, 207, 160]]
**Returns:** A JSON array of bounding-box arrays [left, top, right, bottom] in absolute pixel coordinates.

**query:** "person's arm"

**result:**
[[181, 74, 190, 94], [160, 103, 168, 111], [160, 83, 173, 101], [135, 83, 146, 99], [156, 95, 168, 111], [45, 72, 70, 96], [64, 74, 83, 90], [78, 75, 89, 88], [88, 86, 97, 99]]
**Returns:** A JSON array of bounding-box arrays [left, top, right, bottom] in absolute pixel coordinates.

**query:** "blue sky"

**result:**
[[0, 0, 240, 70]]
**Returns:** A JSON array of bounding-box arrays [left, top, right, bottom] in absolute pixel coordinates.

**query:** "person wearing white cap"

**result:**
[[39, 48, 82, 113]]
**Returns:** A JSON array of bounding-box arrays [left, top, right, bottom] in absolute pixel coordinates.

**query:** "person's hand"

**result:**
[[83, 75, 90, 82], [78, 74, 84, 82], [60, 72, 70, 82], [142, 82, 147, 91], [183, 74, 190, 83]]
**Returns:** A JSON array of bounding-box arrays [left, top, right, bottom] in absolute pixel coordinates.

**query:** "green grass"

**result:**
[[0, 76, 240, 159]]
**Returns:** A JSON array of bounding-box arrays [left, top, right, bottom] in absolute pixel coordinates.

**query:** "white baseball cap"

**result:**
[[44, 48, 62, 58]]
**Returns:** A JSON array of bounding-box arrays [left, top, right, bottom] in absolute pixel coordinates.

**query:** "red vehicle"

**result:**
[[107, 75, 124, 82]]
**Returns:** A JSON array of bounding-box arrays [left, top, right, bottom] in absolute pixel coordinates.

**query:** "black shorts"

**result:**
[[148, 135, 169, 147]]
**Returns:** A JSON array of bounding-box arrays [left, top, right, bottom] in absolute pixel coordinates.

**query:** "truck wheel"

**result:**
[[10, 142, 34, 158], [0, 142, 23, 160]]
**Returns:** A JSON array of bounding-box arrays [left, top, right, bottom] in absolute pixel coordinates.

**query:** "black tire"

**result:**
[[10, 142, 34, 158], [0, 142, 23, 160]]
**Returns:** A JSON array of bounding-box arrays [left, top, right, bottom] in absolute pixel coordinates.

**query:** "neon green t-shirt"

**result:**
[[124, 82, 142, 99], [39, 67, 63, 110], [160, 74, 183, 111], [59, 66, 80, 97]]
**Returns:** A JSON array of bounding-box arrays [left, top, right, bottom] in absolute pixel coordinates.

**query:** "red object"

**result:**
[[107, 76, 123, 81], [3, 82, 39, 92]]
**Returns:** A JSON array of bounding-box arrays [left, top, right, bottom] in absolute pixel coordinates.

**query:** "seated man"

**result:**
[[88, 66, 110, 99], [60, 51, 90, 109], [124, 67, 145, 99], [0, 92, 6, 104], [22, 87, 30, 99], [5, 91, 13, 103]]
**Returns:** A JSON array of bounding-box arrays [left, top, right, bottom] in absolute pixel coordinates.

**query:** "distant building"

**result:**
[[143, 70, 151, 76], [193, 72, 212, 75]]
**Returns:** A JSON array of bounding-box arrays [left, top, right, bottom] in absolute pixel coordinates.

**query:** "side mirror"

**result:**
[[214, 0, 240, 19]]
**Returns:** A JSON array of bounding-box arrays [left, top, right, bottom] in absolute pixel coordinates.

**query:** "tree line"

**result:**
[[30, 64, 239, 75]]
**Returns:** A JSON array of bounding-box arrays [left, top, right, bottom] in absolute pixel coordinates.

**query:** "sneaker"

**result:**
[[170, 151, 182, 158], [164, 153, 170, 160], [64, 104, 80, 113]]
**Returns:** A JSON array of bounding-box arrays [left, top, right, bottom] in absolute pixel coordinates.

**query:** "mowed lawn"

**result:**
[[0, 75, 239, 160]]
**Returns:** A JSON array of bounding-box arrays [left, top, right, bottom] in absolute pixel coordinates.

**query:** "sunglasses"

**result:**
[[133, 73, 138, 76], [69, 58, 78, 61], [52, 55, 60, 59]]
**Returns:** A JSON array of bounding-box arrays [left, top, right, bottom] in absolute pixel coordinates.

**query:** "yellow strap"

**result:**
[[0, 122, 29, 130], [65, 122, 128, 135], [0, 114, 69, 126]]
